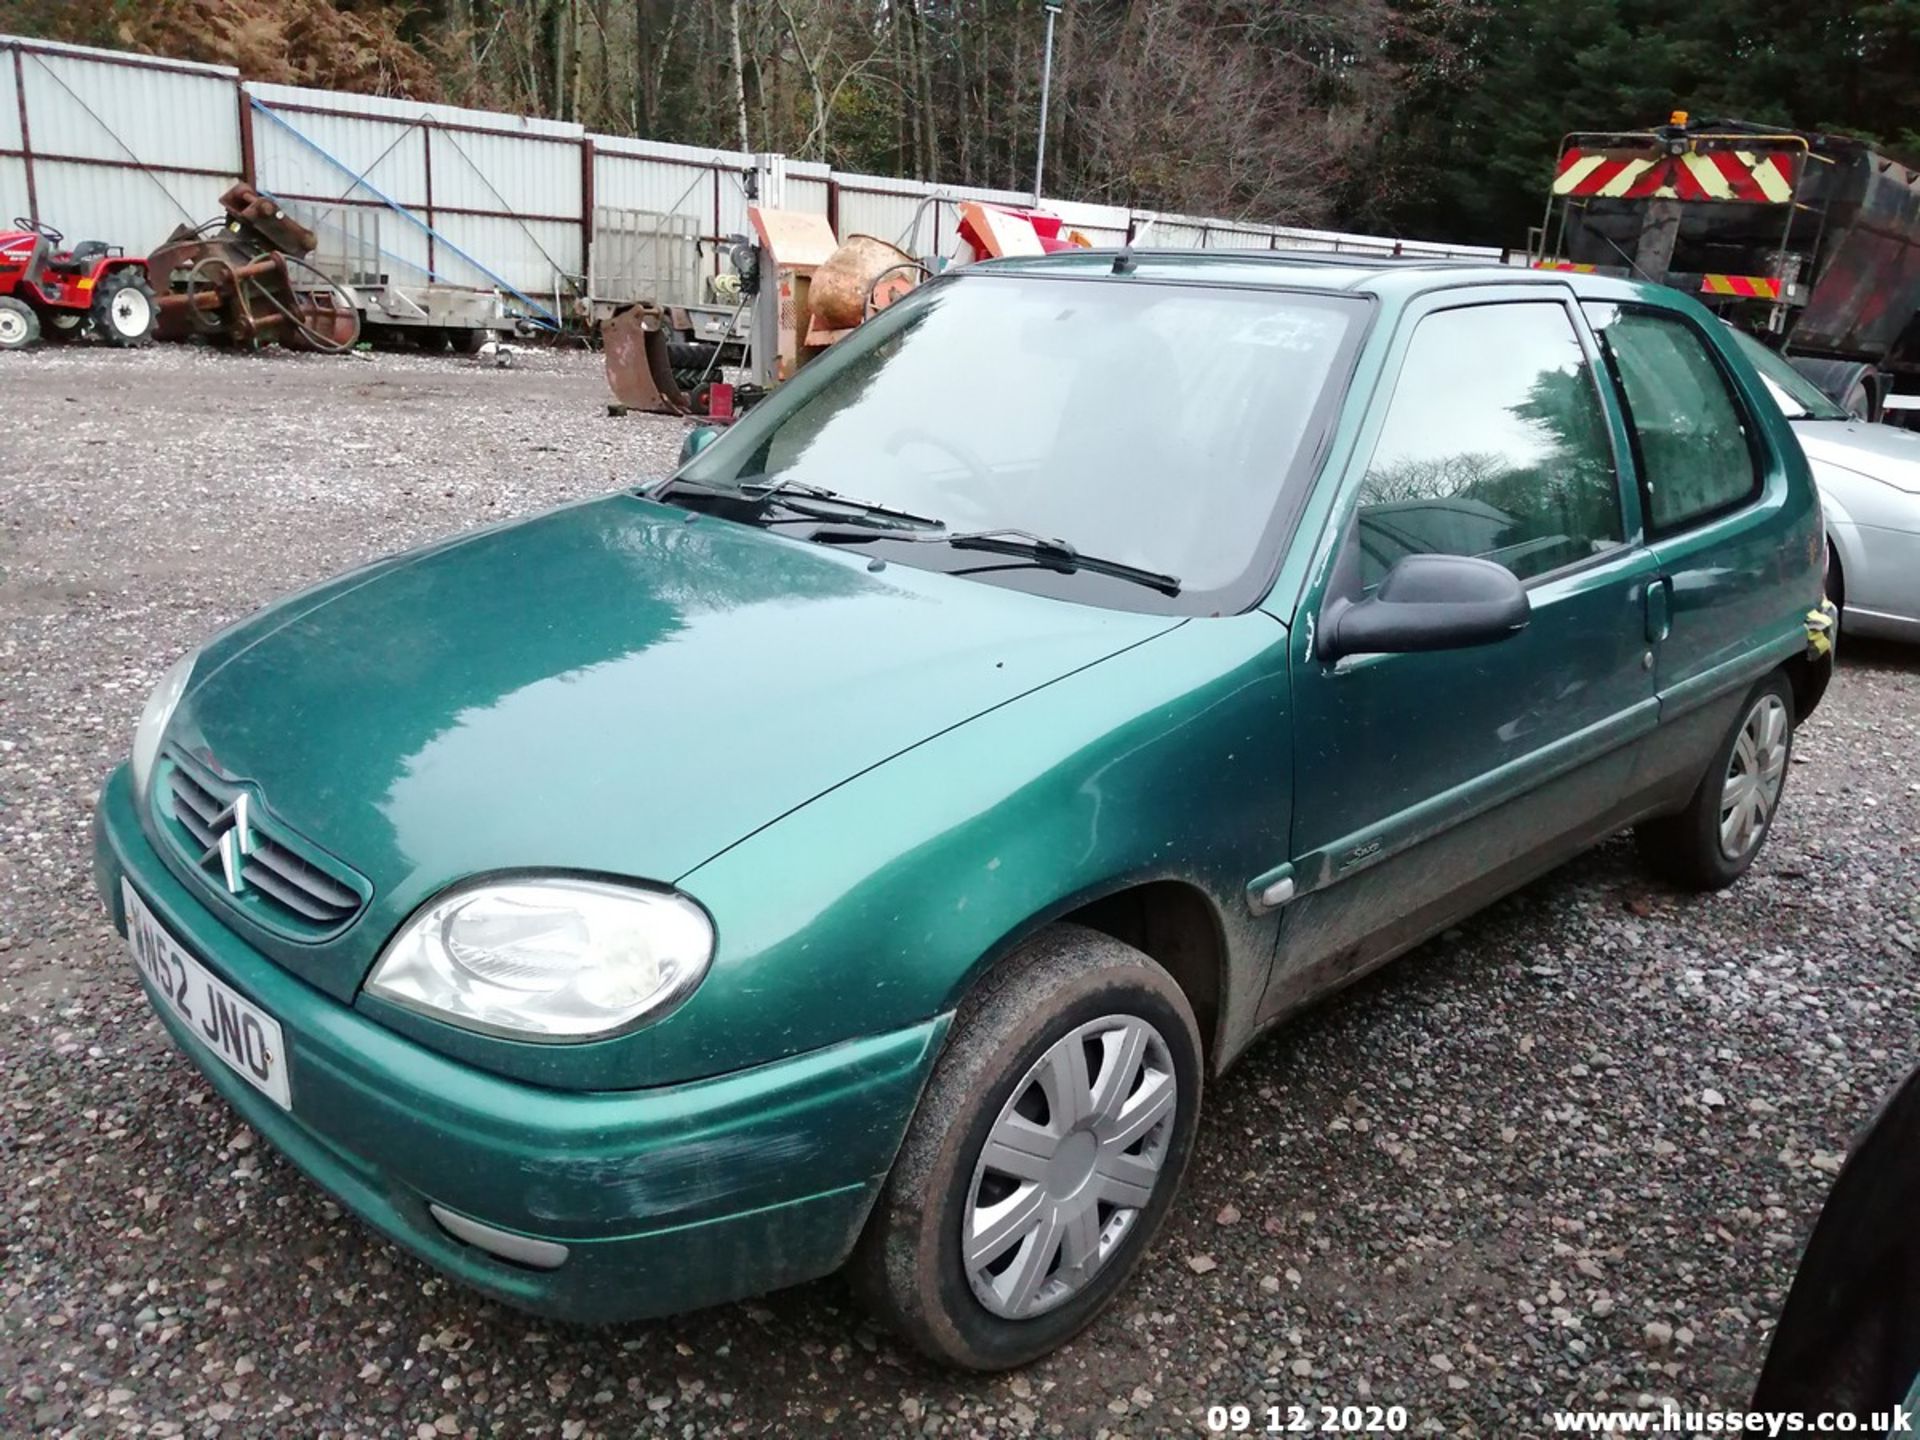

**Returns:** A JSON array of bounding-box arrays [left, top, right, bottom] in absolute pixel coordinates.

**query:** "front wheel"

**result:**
[[91, 270, 157, 347], [0, 295, 41, 350], [1636, 673, 1795, 890], [851, 924, 1203, 1370]]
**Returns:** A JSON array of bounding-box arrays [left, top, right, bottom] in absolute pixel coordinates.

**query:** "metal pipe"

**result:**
[[1034, 2, 1061, 203]]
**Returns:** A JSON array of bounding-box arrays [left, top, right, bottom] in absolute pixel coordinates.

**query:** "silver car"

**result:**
[[1732, 330, 1920, 642]]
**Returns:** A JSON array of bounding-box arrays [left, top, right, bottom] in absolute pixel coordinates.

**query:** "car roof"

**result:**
[[970, 247, 1669, 307]]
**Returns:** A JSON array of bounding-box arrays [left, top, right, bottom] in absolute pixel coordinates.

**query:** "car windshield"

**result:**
[[1728, 328, 1851, 420], [673, 272, 1365, 613]]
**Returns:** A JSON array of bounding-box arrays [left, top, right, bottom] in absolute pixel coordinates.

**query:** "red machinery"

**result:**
[[0, 216, 159, 351]]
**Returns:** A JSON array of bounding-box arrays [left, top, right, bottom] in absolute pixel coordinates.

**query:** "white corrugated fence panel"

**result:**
[[13, 43, 238, 173], [593, 150, 722, 231], [31, 159, 228, 252], [591, 133, 749, 169], [834, 182, 930, 250], [253, 106, 428, 209], [436, 214, 581, 292], [1271, 231, 1341, 254], [0, 45, 21, 151], [0, 157, 28, 217], [1043, 196, 1132, 247], [429, 126, 581, 219], [715, 169, 757, 237], [785, 176, 829, 218], [247, 82, 580, 141], [1144, 220, 1208, 248]]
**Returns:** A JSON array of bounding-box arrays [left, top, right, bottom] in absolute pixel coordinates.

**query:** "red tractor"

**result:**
[[0, 216, 159, 351]]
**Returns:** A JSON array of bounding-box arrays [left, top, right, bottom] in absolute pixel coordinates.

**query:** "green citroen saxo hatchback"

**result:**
[[95, 252, 1833, 1369]]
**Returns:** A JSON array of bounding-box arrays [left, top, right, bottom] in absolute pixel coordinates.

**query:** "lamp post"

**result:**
[[1034, 0, 1063, 203]]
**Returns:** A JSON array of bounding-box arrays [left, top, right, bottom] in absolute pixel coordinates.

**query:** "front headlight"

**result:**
[[365, 877, 714, 1042], [131, 651, 197, 803]]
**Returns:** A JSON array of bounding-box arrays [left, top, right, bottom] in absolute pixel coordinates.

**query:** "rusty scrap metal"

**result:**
[[602, 303, 692, 415], [146, 182, 360, 352], [807, 234, 919, 331]]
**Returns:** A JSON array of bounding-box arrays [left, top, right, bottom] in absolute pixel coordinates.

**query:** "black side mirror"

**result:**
[[678, 425, 721, 464], [1319, 553, 1530, 663]]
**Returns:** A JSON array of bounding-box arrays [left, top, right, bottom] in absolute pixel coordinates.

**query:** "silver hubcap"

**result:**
[[963, 1015, 1177, 1319], [110, 288, 150, 335], [1720, 693, 1788, 859]]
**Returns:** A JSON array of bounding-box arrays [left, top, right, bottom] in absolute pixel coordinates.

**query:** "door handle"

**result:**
[[1645, 576, 1672, 644]]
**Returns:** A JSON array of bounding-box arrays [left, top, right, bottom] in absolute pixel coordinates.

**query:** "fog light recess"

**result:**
[[428, 1202, 569, 1270]]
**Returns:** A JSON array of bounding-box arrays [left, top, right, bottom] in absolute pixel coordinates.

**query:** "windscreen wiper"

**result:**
[[651, 474, 943, 530], [807, 524, 1182, 596]]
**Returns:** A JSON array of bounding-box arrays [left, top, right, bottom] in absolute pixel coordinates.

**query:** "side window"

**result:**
[[1354, 302, 1623, 586], [1582, 304, 1759, 532]]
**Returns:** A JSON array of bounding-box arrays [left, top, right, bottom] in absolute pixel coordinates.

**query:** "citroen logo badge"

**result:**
[[199, 791, 255, 895]]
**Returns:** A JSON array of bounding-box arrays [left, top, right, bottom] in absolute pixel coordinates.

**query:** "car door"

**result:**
[[1579, 301, 1825, 798], [1256, 288, 1660, 1023]]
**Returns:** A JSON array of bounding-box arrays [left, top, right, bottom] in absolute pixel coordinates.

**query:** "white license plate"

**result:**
[[124, 879, 291, 1109]]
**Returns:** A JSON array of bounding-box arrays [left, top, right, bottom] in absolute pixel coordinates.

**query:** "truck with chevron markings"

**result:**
[[1531, 113, 1920, 423]]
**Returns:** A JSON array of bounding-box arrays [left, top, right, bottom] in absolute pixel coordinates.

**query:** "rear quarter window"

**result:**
[[1582, 304, 1761, 533]]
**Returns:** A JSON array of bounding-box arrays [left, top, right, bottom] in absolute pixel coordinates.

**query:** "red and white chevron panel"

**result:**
[[1553, 146, 1798, 203]]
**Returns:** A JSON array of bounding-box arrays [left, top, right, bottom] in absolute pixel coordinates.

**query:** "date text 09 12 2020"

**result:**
[[1208, 1404, 1410, 1434]]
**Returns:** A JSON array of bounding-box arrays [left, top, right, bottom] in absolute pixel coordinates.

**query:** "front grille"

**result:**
[[160, 758, 369, 938]]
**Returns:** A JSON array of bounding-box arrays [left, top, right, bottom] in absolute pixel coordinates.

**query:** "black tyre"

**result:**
[[454, 327, 492, 356], [0, 295, 40, 350], [91, 270, 157, 347], [42, 311, 86, 343], [665, 337, 721, 372], [1636, 672, 1795, 891], [851, 923, 1203, 1370], [1825, 547, 1845, 633]]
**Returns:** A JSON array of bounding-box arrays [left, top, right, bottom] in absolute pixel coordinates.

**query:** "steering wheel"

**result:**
[[13, 217, 61, 245], [884, 427, 995, 491]]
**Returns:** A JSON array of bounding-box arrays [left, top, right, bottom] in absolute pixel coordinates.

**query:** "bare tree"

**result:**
[[727, 0, 752, 151]]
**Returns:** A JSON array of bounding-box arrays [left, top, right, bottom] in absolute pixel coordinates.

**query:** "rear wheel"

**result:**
[[91, 271, 157, 347], [1636, 673, 1795, 890], [851, 924, 1203, 1370], [0, 295, 41, 350]]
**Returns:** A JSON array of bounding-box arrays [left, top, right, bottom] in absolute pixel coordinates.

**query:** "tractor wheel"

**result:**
[[43, 311, 86, 343], [0, 296, 41, 350], [91, 271, 158, 347]]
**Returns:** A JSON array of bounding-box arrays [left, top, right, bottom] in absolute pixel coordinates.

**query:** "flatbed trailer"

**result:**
[[1533, 114, 1920, 421]]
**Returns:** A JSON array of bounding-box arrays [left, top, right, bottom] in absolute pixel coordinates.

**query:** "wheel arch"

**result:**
[[1781, 647, 1833, 723], [949, 875, 1233, 1072]]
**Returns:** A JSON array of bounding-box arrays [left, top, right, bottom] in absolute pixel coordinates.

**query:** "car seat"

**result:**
[[45, 240, 112, 275]]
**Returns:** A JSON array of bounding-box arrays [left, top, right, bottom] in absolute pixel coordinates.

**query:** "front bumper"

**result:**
[[93, 764, 947, 1323]]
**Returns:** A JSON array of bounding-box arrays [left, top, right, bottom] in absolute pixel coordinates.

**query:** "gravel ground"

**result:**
[[2, 343, 1917, 1439]]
